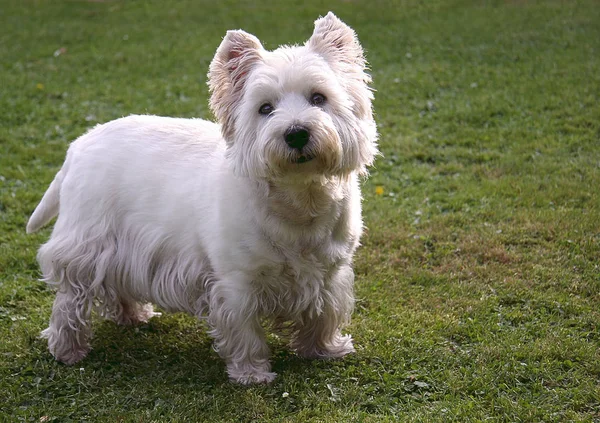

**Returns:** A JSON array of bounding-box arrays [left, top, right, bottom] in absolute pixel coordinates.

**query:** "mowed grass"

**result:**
[[1, 0, 599, 421]]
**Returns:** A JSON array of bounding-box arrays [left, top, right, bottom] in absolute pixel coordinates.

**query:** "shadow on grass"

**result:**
[[29, 312, 330, 388], [84, 315, 227, 385], [11, 310, 364, 421]]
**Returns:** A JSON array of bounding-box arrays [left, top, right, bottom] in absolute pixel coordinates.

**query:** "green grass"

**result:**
[[1, 0, 599, 421]]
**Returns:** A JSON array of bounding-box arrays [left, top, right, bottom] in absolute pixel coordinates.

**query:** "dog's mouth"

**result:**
[[293, 154, 314, 164]]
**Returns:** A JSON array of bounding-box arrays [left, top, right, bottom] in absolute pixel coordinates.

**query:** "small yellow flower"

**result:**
[[36, 83, 45, 90], [375, 186, 384, 196]]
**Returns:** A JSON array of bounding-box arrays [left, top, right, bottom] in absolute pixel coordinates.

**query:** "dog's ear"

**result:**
[[308, 13, 378, 174], [307, 12, 366, 70], [308, 12, 374, 124], [208, 30, 263, 140]]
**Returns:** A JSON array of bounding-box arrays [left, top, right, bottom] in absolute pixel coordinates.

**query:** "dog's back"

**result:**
[[28, 115, 224, 233], [30, 115, 225, 315]]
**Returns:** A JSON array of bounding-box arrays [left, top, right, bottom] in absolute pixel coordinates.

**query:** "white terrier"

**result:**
[[27, 12, 378, 384]]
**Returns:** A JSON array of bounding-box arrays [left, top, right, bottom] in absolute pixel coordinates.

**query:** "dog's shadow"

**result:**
[[66, 313, 316, 389]]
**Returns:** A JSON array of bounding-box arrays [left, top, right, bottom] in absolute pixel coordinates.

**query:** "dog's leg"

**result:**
[[208, 275, 275, 384], [41, 289, 93, 365], [113, 301, 161, 326], [292, 315, 355, 359], [292, 265, 356, 359]]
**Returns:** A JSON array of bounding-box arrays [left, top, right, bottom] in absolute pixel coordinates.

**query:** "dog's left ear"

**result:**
[[209, 30, 264, 140], [308, 13, 379, 174], [307, 12, 366, 71]]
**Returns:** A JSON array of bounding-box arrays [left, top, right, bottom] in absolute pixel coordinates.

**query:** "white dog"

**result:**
[[27, 12, 378, 384]]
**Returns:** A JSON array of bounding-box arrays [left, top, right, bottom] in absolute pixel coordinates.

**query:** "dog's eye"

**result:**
[[310, 93, 326, 106], [258, 103, 274, 116]]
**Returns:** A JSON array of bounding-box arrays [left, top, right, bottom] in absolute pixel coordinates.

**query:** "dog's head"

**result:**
[[208, 12, 378, 180]]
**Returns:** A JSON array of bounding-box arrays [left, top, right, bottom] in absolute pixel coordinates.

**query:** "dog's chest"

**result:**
[[252, 234, 349, 318], [221, 178, 359, 318]]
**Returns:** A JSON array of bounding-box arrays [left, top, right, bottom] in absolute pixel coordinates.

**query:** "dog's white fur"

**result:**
[[27, 12, 378, 384]]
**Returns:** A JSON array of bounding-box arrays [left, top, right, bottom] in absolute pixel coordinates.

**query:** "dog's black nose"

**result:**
[[284, 126, 310, 150]]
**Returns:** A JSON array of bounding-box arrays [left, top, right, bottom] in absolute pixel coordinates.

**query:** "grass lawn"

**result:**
[[1, 0, 599, 421]]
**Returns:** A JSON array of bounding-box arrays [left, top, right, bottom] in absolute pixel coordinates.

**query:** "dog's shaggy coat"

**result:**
[[27, 12, 378, 383]]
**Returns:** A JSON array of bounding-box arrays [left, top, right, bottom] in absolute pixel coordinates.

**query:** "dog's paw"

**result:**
[[227, 363, 277, 384], [295, 334, 355, 359], [54, 346, 90, 365], [42, 326, 91, 365], [40, 328, 91, 366], [116, 303, 161, 325], [231, 371, 277, 385]]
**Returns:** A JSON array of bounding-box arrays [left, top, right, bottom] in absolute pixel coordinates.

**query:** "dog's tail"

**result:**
[[26, 169, 64, 233]]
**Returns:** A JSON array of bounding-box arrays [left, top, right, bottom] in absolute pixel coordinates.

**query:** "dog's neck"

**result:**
[[256, 175, 349, 228]]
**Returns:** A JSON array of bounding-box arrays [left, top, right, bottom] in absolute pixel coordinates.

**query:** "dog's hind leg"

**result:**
[[113, 301, 161, 326], [41, 288, 93, 365], [37, 234, 109, 365]]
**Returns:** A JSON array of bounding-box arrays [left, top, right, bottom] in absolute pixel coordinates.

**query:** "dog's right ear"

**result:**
[[208, 30, 264, 140]]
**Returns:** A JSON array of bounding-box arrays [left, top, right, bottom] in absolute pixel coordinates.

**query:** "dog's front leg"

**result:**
[[292, 264, 356, 359], [208, 274, 275, 384]]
